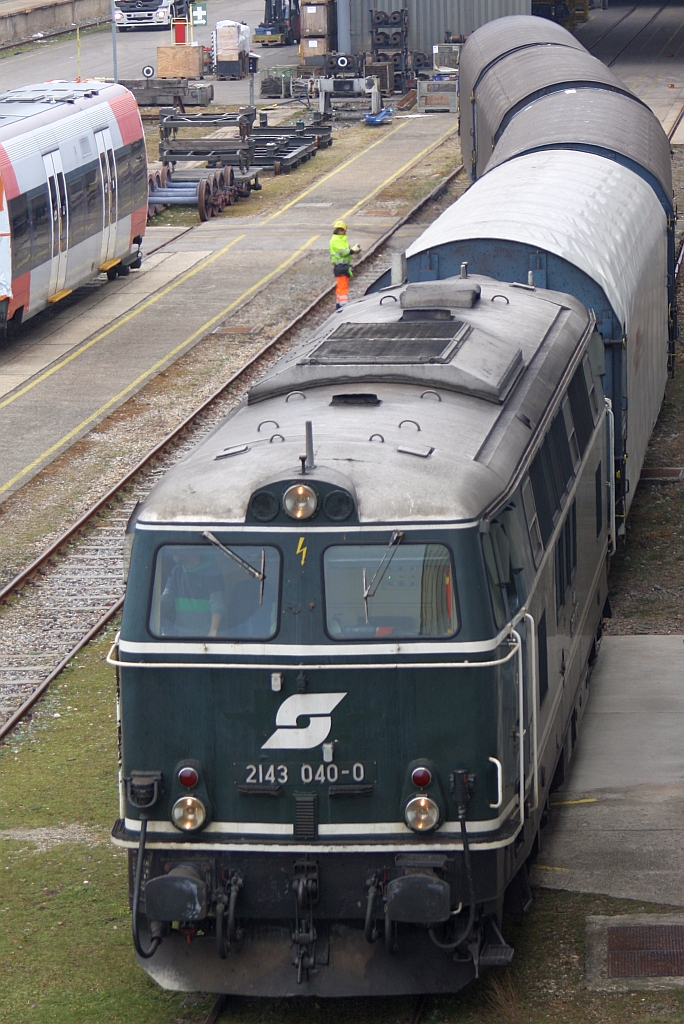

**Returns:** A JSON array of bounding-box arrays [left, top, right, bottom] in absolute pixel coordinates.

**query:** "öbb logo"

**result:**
[[261, 693, 347, 750]]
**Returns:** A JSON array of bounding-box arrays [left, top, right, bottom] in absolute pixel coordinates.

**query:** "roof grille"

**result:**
[[306, 321, 469, 365]]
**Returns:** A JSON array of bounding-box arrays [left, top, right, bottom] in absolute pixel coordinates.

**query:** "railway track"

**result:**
[[0, 161, 463, 740]]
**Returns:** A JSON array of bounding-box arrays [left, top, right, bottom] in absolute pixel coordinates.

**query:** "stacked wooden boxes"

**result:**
[[214, 20, 249, 79], [300, 1, 335, 66]]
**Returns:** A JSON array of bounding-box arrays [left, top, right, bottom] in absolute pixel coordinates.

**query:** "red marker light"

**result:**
[[178, 766, 199, 788], [412, 767, 432, 788]]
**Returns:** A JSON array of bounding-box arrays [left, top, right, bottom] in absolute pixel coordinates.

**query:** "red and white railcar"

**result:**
[[0, 80, 147, 332]]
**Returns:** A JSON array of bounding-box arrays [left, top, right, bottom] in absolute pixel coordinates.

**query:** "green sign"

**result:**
[[191, 3, 207, 25]]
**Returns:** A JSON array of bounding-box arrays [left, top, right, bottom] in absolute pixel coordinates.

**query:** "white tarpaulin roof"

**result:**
[[406, 149, 664, 333], [406, 148, 668, 509]]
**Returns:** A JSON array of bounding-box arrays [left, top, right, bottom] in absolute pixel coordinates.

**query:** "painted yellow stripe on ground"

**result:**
[[550, 798, 599, 806], [342, 124, 459, 219], [260, 120, 409, 224], [534, 864, 570, 872], [0, 235, 246, 414], [0, 235, 319, 498]]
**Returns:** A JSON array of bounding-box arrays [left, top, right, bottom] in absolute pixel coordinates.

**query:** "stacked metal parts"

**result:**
[[380, 15, 674, 532], [368, 8, 408, 92]]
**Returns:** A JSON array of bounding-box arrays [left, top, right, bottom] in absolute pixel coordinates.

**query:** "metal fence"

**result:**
[[346, 0, 531, 56]]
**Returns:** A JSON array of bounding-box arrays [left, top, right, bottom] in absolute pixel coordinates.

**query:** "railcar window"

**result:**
[[9, 194, 30, 277], [115, 144, 132, 218], [149, 544, 280, 639], [84, 167, 102, 239], [324, 544, 457, 639], [66, 172, 86, 247], [28, 186, 50, 268], [130, 138, 147, 210]]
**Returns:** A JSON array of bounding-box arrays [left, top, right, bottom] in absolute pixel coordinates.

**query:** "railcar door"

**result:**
[[42, 150, 68, 296], [95, 128, 118, 263]]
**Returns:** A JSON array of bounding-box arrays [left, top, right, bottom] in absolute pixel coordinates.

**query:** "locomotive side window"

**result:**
[[481, 507, 527, 628], [554, 499, 577, 615], [149, 544, 280, 640], [324, 543, 458, 639], [567, 363, 594, 454], [521, 478, 544, 567]]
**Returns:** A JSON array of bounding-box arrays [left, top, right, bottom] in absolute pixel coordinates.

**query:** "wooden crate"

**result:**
[[301, 4, 330, 37], [302, 36, 327, 60], [157, 45, 203, 80]]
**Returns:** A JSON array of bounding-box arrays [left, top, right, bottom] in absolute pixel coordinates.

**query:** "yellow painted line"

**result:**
[[534, 864, 570, 873], [342, 123, 459, 220], [260, 120, 409, 224], [0, 234, 319, 498], [0, 236, 246, 415], [550, 798, 599, 806]]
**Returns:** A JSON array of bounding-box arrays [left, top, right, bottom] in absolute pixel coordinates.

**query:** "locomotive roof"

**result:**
[[0, 81, 123, 129], [138, 276, 592, 527]]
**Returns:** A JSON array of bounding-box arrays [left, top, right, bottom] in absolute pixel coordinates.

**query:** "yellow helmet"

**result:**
[[333, 219, 347, 232]]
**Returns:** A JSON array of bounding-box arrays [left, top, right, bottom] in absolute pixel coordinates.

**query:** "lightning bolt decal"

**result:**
[[296, 536, 307, 566]]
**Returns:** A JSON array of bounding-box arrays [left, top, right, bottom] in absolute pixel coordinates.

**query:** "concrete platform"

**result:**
[[0, 112, 456, 502], [530, 635, 684, 907]]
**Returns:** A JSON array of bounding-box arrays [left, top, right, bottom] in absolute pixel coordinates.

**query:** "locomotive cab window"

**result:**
[[324, 543, 458, 639], [149, 543, 280, 639]]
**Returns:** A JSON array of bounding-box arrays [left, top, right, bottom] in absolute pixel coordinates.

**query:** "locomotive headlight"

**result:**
[[171, 795, 206, 831], [283, 483, 317, 520], [404, 795, 440, 832]]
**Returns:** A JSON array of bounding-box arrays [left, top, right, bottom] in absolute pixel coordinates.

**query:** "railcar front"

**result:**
[[0, 81, 147, 331], [111, 276, 609, 996]]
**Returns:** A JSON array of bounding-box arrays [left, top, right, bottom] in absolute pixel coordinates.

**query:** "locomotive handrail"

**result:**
[[487, 756, 503, 809], [525, 612, 539, 814], [605, 397, 617, 555], [106, 638, 521, 672], [512, 628, 525, 828]]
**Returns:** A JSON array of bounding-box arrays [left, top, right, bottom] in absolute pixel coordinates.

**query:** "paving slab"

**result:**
[[530, 636, 684, 907]]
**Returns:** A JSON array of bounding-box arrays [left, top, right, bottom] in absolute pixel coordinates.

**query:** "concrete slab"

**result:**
[[530, 636, 684, 907]]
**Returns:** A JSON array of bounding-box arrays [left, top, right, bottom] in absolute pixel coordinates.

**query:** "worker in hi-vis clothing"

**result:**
[[329, 219, 361, 309]]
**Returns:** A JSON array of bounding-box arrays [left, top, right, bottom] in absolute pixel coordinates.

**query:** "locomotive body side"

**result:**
[[112, 277, 611, 995], [0, 82, 147, 325]]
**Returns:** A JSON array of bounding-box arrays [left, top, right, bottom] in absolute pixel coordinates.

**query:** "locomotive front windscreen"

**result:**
[[148, 544, 280, 639], [323, 543, 458, 639]]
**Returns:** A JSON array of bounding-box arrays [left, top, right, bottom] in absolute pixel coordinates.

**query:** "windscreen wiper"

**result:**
[[202, 531, 266, 605], [362, 530, 404, 625]]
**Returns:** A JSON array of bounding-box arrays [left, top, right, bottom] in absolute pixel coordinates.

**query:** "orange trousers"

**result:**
[[335, 272, 349, 305]]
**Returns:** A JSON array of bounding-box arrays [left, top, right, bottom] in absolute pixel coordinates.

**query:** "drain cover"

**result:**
[[608, 926, 684, 977], [586, 914, 684, 991]]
